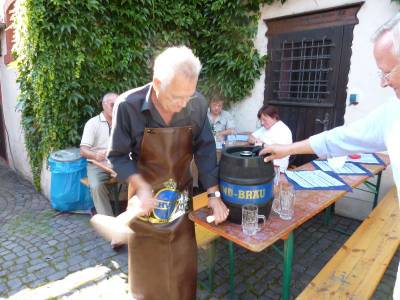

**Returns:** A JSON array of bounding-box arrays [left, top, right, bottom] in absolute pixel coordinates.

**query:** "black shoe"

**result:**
[[90, 207, 97, 216], [111, 243, 125, 252]]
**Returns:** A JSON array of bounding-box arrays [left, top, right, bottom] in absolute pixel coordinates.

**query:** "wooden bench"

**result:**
[[80, 177, 118, 187], [297, 187, 400, 300]]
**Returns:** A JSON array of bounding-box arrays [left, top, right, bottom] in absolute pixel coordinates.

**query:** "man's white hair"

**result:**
[[373, 13, 400, 58], [153, 46, 202, 89], [102, 92, 118, 104]]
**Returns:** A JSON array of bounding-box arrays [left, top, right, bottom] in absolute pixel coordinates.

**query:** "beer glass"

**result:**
[[242, 204, 266, 236]]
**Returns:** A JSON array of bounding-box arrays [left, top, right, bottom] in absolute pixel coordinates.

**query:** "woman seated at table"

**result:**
[[248, 104, 292, 172]]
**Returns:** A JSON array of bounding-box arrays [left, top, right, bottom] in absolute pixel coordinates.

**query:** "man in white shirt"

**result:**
[[260, 14, 400, 299], [80, 92, 118, 216]]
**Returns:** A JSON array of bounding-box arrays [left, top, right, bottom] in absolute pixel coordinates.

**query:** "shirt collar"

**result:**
[[207, 109, 221, 123], [140, 83, 153, 112], [99, 112, 107, 122]]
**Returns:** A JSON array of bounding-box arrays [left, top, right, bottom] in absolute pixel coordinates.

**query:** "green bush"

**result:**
[[14, 0, 283, 189]]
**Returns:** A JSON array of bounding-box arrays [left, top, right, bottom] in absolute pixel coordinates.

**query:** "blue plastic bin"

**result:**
[[48, 148, 93, 212]]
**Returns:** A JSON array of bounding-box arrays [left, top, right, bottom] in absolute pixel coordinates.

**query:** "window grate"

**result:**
[[270, 38, 334, 105]]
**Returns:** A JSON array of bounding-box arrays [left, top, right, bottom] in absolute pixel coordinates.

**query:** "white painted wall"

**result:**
[[0, 62, 32, 179], [0, 31, 51, 198], [230, 0, 399, 219]]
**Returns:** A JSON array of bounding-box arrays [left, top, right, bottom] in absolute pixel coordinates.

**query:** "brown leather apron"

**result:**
[[128, 126, 197, 300]]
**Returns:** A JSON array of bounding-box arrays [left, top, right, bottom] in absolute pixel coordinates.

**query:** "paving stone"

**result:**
[[47, 270, 68, 281], [20, 273, 37, 284], [7, 278, 22, 289]]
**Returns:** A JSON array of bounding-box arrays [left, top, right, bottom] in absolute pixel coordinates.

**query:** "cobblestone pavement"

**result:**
[[0, 162, 398, 299]]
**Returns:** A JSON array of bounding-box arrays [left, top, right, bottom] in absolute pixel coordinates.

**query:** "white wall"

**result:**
[[0, 63, 32, 179], [0, 32, 51, 197]]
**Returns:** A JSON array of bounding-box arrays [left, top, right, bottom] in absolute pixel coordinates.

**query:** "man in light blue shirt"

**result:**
[[261, 13, 400, 299]]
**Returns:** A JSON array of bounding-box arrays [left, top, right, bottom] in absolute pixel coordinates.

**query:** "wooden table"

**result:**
[[189, 153, 389, 300]]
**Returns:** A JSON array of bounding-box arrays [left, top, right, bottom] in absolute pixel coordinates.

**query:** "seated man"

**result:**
[[207, 96, 236, 141], [80, 92, 118, 216]]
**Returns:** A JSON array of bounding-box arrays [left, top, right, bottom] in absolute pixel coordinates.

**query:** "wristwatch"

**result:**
[[207, 191, 221, 198]]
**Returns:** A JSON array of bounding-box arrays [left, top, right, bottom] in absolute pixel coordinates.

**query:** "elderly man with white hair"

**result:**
[[80, 92, 118, 217], [260, 14, 400, 299], [105, 46, 229, 299]]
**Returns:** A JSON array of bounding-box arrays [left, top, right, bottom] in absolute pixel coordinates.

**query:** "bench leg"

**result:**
[[229, 241, 235, 299], [111, 184, 120, 215], [282, 232, 294, 300]]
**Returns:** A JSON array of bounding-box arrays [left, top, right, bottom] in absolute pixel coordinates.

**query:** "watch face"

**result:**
[[209, 191, 221, 198]]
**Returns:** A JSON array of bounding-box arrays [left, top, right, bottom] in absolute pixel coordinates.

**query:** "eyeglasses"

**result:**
[[378, 63, 400, 82], [166, 93, 196, 104]]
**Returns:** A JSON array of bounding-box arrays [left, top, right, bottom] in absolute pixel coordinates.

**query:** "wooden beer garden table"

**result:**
[[189, 153, 389, 300]]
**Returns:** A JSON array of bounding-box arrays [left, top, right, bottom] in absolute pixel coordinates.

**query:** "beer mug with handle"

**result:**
[[242, 204, 266, 236]]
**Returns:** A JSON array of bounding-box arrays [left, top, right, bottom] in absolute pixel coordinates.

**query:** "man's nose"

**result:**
[[380, 77, 389, 88]]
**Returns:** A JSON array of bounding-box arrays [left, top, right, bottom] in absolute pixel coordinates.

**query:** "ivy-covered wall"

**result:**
[[13, 0, 283, 189]]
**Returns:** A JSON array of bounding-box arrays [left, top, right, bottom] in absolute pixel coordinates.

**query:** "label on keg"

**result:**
[[219, 179, 273, 205]]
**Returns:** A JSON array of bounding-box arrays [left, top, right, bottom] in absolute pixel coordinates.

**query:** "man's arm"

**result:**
[[80, 145, 107, 162], [80, 118, 105, 160], [260, 103, 389, 163], [216, 128, 235, 138], [260, 140, 314, 163], [107, 101, 137, 181]]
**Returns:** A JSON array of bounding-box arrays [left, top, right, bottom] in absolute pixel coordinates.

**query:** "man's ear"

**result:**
[[153, 78, 161, 93]]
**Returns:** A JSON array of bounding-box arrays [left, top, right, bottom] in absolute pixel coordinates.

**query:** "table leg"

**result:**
[[362, 171, 383, 209], [207, 240, 216, 291], [323, 204, 334, 226], [282, 232, 294, 300], [373, 171, 382, 208]]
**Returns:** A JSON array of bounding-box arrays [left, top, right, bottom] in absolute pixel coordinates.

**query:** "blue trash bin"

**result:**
[[48, 148, 93, 212]]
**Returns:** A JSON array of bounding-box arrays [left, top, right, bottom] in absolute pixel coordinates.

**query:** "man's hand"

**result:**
[[94, 149, 107, 162], [248, 134, 256, 144], [259, 144, 291, 163], [215, 131, 224, 139], [248, 135, 263, 145], [127, 186, 156, 217], [208, 197, 229, 225]]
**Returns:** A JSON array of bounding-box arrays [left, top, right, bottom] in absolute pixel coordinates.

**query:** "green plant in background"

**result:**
[[14, 0, 284, 190]]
